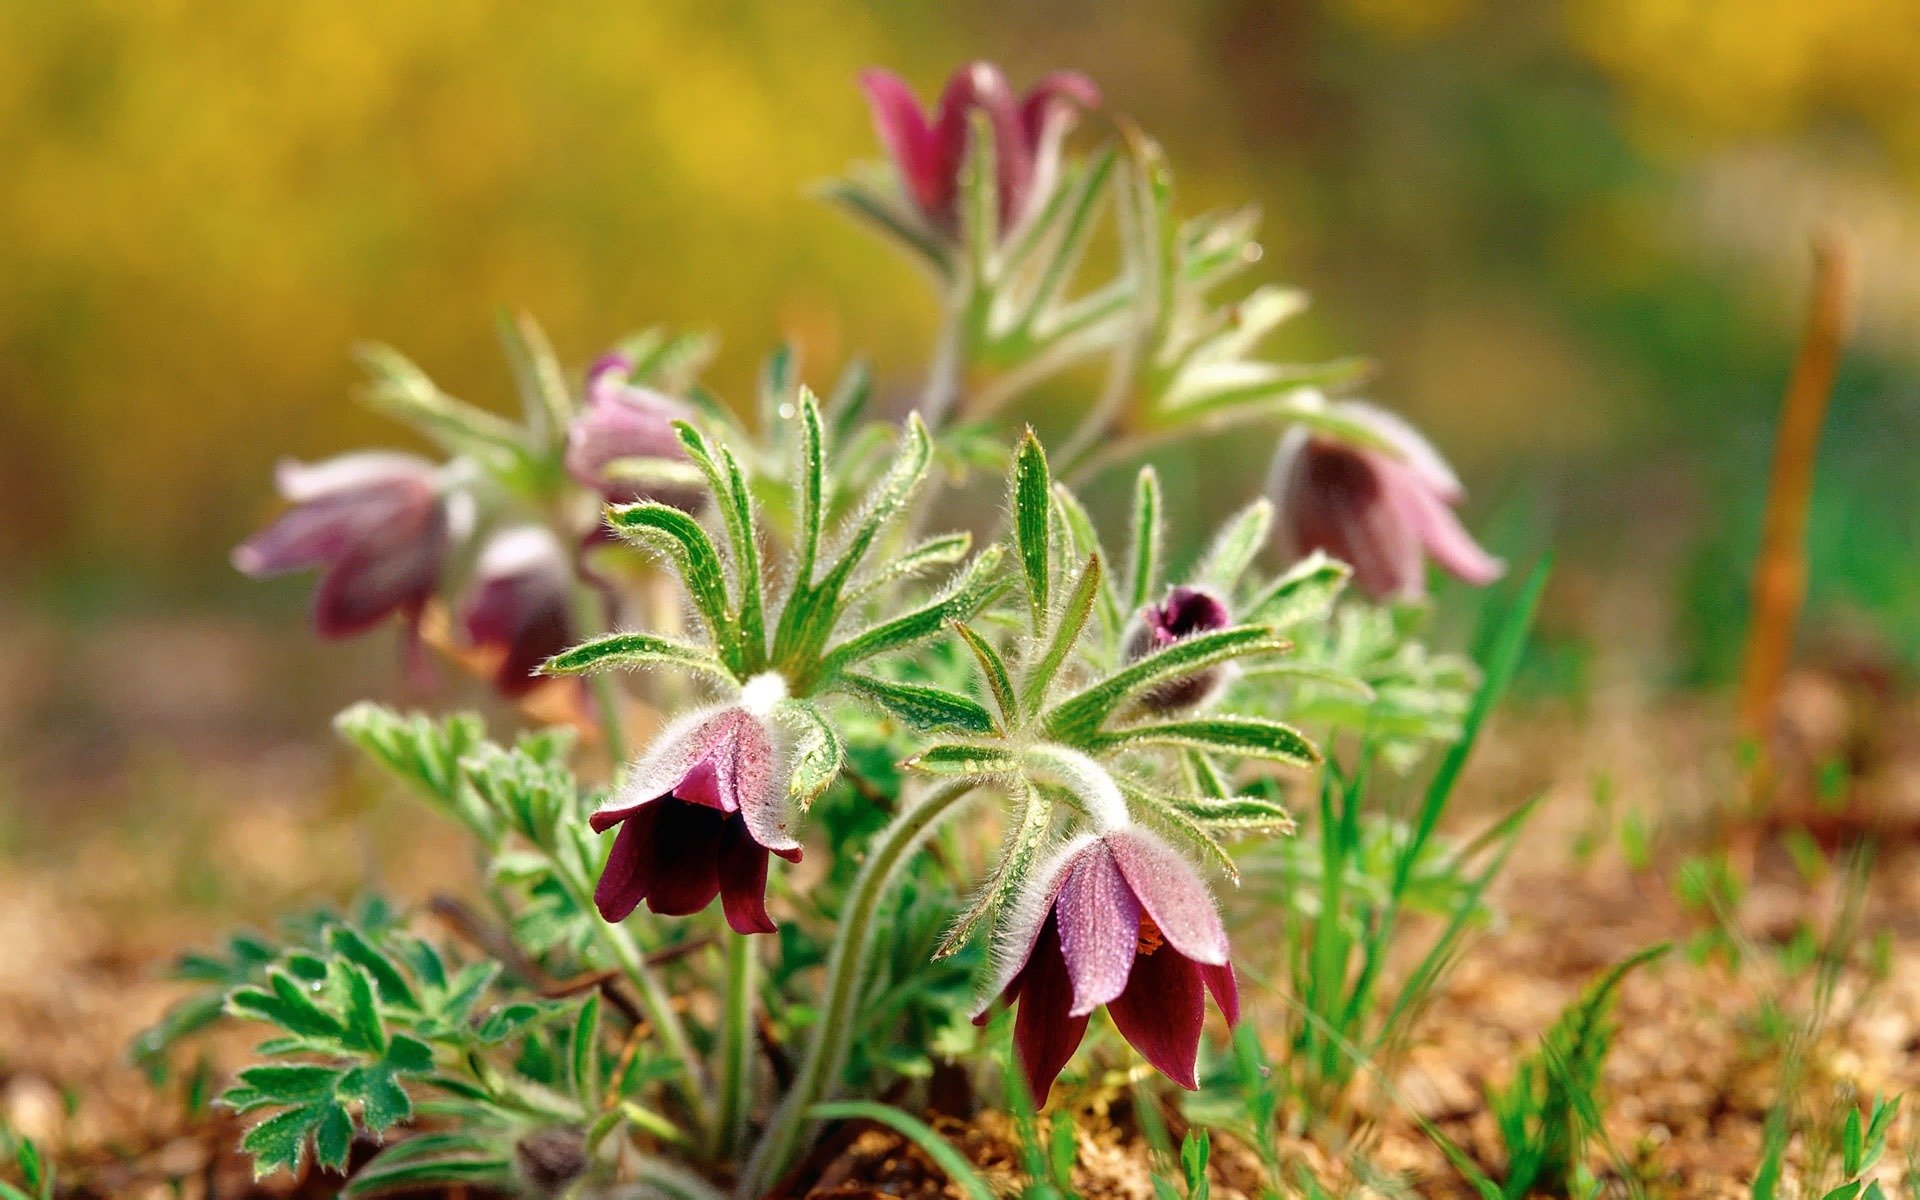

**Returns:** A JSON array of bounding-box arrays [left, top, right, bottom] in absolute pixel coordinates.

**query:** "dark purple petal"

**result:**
[[859, 68, 942, 216], [1272, 431, 1424, 600], [972, 834, 1098, 1020], [718, 834, 777, 935], [594, 804, 661, 922], [1201, 960, 1240, 1027], [1125, 585, 1232, 711], [642, 802, 726, 917], [312, 531, 446, 638], [1106, 944, 1205, 1090], [1010, 915, 1091, 1100], [461, 528, 575, 697], [1053, 843, 1140, 1017]]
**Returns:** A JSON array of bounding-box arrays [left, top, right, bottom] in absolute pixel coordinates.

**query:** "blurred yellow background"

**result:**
[[4, 0, 1920, 676]]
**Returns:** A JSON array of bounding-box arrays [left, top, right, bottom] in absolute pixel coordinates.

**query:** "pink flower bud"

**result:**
[[565, 355, 703, 512], [1123, 585, 1233, 711], [1267, 402, 1504, 601], [859, 62, 1100, 238], [974, 828, 1237, 1097], [460, 527, 575, 698], [232, 452, 460, 641]]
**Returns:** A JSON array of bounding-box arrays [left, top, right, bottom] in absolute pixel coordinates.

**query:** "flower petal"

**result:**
[[1201, 961, 1240, 1027], [594, 805, 661, 922], [1011, 915, 1091, 1100], [1107, 828, 1229, 966], [1053, 843, 1140, 1017], [1387, 463, 1505, 587], [642, 802, 725, 916], [718, 827, 777, 935], [1106, 944, 1205, 1090], [931, 61, 1028, 229], [859, 67, 942, 216], [972, 833, 1099, 1020], [1337, 400, 1465, 501], [730, 712, 801, 855]]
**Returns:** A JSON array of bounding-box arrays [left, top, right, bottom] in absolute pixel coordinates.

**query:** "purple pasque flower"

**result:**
[[859, 61, 1100, 237], [1267, 401, 1504, 602], [460, 526, 575, 698], [233, 452, 464, 641], [565, 355, 703, 512], [1123, 585, 1233, 712], [589, 677, 801, 935], [975, 826, 1239, 1097]]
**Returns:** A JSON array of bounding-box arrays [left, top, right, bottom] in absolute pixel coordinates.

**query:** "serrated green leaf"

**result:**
[[904, 743, 1020, 776], [1245, 551, 1350, 629], [952, 621, 1019, 730], [325, 927, 417, 1011], [1195, 499, 1272, 590], [1092, 716, 1319, 766], [339, 963, 387, 1054], [231, 1064, 340, 1105], [605, 503, 733, 648], [840, 676, 995, 735], [1042, 626, 1290, 742], [1021, 554, 1101, 712], [780, 701, 844, 807], [1012, 431, 1052, 632], [229, 971, 346, 1041], [540, 630, 731, 681], [242, 1106, 321, 1179], [1128, 466, 1163, 611], [314, 1102, 355, 1172]]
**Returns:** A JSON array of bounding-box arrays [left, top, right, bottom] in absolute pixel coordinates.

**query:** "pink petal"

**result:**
[[1386, 464, 1506, 587], [730, 713, 801, 855], [1011, 916, 1091, 1100], [1053, 844, 1141, 1017], [1107, 829, 1228, 966], [972, 834, 1098, 1020], [1107, 945, 1205, 1090], [1018, 71, 1101, 143], [1338, 401, 1465, 500], [673, 756, 730, 812], [859, 68, 942, 216], [931, 61, 1029, 229]]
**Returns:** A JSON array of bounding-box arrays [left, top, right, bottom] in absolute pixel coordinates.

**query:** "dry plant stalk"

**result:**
[[1736, 232, 1857, 795]]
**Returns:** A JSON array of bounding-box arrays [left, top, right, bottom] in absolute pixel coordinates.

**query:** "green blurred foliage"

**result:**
[[4, 0, 1919, 680]]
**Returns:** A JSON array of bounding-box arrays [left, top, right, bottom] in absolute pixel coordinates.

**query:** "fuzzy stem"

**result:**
[[553, 862, 716, 1145], [714, 932, 756, 1160], [735, 780, 978, 1196]]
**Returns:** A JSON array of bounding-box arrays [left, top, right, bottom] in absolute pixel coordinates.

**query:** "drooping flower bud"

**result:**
[[589, 678, 802, 935], [859, 61, 1100, 238], [232, 452, 463, 642], [565, 355, 703, 512], [974, 827, 1238, 1097], [1123, 585, 1233, 712], [513, 1127, 589, 1198], [1267, 402, 1504, 601], [460, 527, 575, 698]]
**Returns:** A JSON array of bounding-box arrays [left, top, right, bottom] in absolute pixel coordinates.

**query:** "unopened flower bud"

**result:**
[[460, 527, 574, 698], [513, 1127, 588, 1198], [1123, 585, 1232, 712], [565, 355, 703, 512], [860, 61, 1099, 238]]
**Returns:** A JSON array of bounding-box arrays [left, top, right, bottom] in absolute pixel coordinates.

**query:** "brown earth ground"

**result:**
[[4, 612, 1920, 1198]]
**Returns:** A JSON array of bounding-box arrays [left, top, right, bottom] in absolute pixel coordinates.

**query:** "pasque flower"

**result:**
[[460, 527, 575, 698], [589, 676, 802, 935], [1123, 585, 1232, 712], [860, 61, 1100, 237], [232, 452, 463, 641], [566, 355, 703, 512], [976, 826, 1238, 1097], [1267, 402, 1504, 601]]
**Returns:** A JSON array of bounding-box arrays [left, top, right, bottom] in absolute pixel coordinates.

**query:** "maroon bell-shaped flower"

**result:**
[[1123, 585, 1233, 712], [233, 452, 463, 641], [460, 527, 575, 698], [589, 677, 802, 935], [976, 827, 1239, 1097], [860, 61, 1100, 237], [1267, 402, 1504, 601], [565, 355, 703, 512]]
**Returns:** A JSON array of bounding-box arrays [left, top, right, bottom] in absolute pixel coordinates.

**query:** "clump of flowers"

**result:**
[[159, 60, 1506, 1198]]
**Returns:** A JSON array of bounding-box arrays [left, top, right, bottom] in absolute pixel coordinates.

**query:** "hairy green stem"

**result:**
[[714, 931, 756, 1160], [554, 862, 716, 1144], [735, 780, 978, 1196]]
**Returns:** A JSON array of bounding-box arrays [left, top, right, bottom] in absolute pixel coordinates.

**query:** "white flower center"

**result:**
[[738, 671, 789, 719]]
